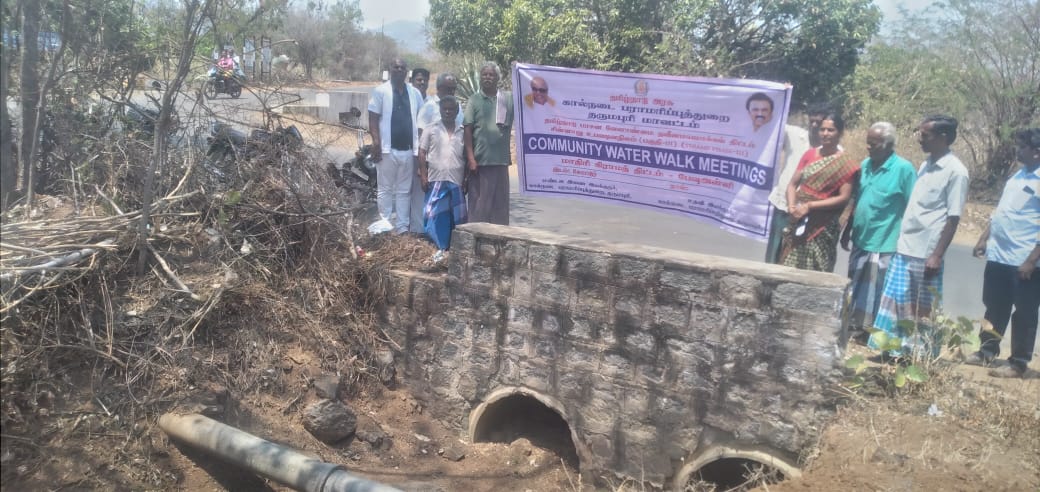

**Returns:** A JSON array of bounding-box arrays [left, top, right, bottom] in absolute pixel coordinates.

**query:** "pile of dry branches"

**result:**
[[0, 105, 436, 486], [0, 192, 197, 311]]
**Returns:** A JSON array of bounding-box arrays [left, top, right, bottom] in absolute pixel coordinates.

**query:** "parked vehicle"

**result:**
[[329, 107, 376, 189], [123, 100, 180, 138], [203, 117, 303, 188]]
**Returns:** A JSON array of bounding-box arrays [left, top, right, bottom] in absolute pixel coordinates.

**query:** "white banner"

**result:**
[[512, 63, 792, 240]]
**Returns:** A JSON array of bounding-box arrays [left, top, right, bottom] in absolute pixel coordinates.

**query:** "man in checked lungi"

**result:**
[[418, 96, 468, 263], [869, 115, 969, 359], [840, 122, 917, 344]]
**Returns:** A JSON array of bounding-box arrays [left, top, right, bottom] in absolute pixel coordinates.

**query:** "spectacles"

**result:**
[[531, 87, 548, 93]]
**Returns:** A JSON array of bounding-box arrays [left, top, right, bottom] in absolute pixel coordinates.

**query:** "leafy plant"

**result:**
[[844, 310, 990, 391]]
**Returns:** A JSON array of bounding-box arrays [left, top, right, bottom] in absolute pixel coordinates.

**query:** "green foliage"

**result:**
[[844, 43, 969, 132], [844, 0, 1040, 184], [270, 0, 409, 80], [428, 0, 881, 107], [843, 313, 982, 393], [652, 0, 881, 106], [429, 0, 609, 71]]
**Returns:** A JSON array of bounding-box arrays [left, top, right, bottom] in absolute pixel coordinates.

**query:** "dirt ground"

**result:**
[[5, 332, 1035, 492], [768, 345, 1040, 492], [0, 149, 1029, 492]]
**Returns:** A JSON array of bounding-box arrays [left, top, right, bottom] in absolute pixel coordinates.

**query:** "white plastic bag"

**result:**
[[367, 218, 393, 235]]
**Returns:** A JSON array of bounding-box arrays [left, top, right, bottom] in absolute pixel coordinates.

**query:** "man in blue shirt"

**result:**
[[966, 128, 1040, 378], [840, 122, 917, 344]]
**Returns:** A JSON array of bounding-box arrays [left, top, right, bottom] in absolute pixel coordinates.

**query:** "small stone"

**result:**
[[303, 400, 357, 444], [440, 444, 466, 462], [414, 433, 431, 443], [871, 447, 909, 466], [313, 374, 341, 400], [355, 414, 389, 449]]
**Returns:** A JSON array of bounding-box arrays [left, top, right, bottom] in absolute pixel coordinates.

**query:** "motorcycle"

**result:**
[[123, 100, 180, 137], [202, 69, 242, 99], [203, 117, 304, 188], [328, 107, 377, 189], [327, 143, 376, 190]]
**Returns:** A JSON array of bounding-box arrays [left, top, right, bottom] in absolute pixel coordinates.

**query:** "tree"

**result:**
[[3, 0, 152, 209], [924, 0, 1039, 182], [18, 0, 41, 199], [283, 5, 327, 80], [1, 2, 17, 209], [136, 0, 216, 274], [428, 0, 881, 106], [844, 43, 969, 131], [275, 0, 399, 81], [847, 0, 1040, 184]]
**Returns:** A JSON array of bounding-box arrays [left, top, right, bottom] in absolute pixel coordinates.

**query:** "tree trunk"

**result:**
[[1, 30, 15, 210], [19, 0, 40, 198], [136, 0, 212, 274]]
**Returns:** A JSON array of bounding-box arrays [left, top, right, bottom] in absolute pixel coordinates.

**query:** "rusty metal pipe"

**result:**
[[159, 413, 400, 492]]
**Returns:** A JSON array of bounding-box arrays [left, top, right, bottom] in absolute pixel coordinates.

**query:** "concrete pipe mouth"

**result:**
[[673, 445, 800, 491], [468, 386, 580, 467]]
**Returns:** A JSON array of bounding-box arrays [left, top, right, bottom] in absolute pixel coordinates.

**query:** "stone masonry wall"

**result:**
[[382, 223, 848, 486]]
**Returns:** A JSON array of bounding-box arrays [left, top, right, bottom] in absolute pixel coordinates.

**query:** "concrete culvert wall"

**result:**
[[674, 445, 800, 491], [469, 388, 580, 467], [689, 458, 783, 490], [383, 224, 845, 487]]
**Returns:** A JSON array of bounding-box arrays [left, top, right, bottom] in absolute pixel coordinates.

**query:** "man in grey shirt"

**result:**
[[869, 115, 969, 359]]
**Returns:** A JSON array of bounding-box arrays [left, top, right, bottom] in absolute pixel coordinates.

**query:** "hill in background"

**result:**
[[375, 20, 430, 56]]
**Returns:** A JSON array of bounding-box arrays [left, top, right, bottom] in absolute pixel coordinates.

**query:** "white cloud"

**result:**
[[359, 0, 430, 29]]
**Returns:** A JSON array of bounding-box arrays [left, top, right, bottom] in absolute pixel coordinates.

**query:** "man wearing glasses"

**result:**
[[524, 76, 555, 109]]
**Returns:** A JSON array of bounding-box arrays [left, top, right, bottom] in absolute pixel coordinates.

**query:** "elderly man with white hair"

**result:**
[[464, 61, 514, 225], [840, 122, 917, 344]]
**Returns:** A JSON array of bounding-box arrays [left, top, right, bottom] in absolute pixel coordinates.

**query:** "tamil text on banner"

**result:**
[[512, 63, 792, 240]]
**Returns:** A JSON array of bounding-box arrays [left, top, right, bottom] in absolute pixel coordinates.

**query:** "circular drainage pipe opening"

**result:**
[[685, 457, 785, 491], [471, 393, 579, 467]]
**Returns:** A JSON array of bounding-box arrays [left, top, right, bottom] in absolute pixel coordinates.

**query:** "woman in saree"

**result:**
[[780, 113, 860, 272]]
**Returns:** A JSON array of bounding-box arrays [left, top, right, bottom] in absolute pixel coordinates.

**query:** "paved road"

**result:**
[[509, 177, 987, 320]]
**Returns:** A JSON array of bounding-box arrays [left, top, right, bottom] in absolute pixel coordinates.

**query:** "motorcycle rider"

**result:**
[[217, 50, 235, 75], [206, 50, 240, 95]]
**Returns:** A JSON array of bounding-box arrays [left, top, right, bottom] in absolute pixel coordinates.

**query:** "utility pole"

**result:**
[[378, 19, 384, 81]]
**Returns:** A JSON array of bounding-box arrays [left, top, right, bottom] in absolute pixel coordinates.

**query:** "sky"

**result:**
[[359, 0, 430, 29], [359, 0, 936, 30]]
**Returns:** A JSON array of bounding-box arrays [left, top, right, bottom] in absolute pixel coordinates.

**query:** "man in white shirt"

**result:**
[[413, 73, 464, 232], [368, 58, 424, 233]]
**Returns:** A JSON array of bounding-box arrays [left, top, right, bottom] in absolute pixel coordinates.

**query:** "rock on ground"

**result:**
[[303, 399, 357, 444]]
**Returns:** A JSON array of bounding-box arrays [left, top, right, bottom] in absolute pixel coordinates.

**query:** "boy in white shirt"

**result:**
[[418, 96, 468, 262]]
